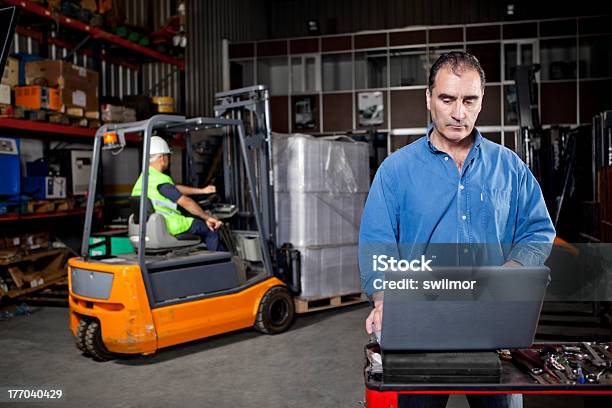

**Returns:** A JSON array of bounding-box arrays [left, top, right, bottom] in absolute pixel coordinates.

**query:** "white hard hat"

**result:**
[[150, 136, 171, 155]]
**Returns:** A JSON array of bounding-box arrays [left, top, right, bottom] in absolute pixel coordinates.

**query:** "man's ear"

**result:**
[[425, 88, 431, 111], [477, 89, 485, 114]]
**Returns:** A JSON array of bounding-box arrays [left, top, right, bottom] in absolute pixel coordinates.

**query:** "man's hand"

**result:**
[[503, 260, 522, 267], [201, 185, 216, 194], [365, 300, 383, 335], [206, 217, 223, 231]]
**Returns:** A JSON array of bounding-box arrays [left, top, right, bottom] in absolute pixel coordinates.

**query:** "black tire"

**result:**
[[255, 286, 294, 334], [74, 319, 91, 356], [84, 320, 115, 361]]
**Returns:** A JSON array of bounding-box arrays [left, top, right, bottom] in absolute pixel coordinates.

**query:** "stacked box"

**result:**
[[25, 60, 99, 113], [1, 57, 19, 87], [15, 86, 60, 111], [272, 133, 369, 298], [101, 104, 137, 123], [0, 232, 49, 251]]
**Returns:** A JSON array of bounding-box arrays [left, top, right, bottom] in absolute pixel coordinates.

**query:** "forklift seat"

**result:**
[[128, 197, 201, 251]]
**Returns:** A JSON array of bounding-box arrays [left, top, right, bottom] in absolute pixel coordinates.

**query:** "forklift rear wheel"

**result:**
[[75, 319, 91, 356], [84, 320, 115, 361], [255, 286, 294, 334]]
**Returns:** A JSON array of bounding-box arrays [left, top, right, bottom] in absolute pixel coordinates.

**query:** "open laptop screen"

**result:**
[[380, 266, 550, 351]]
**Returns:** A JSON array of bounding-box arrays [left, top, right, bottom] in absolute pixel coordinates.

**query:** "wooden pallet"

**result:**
[[20, 279, 68, 306], [25, 199, 72, 214], [13, 107, 93, 128], [294, 292, 368, 314], [0, 248, 68, 300]]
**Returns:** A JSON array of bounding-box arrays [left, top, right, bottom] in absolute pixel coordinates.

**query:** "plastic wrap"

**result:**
[[275, 192, 366, 247], [296, 244, 361, 298], [272, 133, 370, 193], [272, 133, 370, 298]]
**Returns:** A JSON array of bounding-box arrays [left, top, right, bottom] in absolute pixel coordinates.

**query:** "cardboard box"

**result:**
[[22, 232, 50, 250], [15, 86, 60, 111], [1, 57, 19, 87], [0, 232, 49, 251], [25, 60, 99, 113], [0, 84, 11, 105]]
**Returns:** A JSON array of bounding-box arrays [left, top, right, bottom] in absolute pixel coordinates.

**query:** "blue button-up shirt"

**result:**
[[358, 128, 556, 296]]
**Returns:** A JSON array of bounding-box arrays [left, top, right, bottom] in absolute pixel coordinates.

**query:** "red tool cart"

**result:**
[[364, 342, 612, 408]]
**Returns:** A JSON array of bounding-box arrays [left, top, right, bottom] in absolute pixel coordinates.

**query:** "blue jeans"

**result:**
[[187, 219, 223, 251], [398, 394, 522, 408]]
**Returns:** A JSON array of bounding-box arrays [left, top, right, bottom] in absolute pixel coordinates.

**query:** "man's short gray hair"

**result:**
[[428, 51, 485, 91]]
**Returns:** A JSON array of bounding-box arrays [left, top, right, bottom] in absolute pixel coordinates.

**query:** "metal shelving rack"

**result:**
[[3, 0, 184, 69], [0, 0, 184, 140], [0, 1, 182, 224]]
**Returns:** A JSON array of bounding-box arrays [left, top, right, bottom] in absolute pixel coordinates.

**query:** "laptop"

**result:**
[[379, 266, 550, 351]]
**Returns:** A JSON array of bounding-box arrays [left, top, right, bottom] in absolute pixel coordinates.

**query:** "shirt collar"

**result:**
[[425, 125, 483, 153]]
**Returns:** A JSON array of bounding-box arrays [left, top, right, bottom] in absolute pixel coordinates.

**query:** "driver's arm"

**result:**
[[176, 195, 212, 221], [158, 183, 211, 221], [175, 184, 216, 195]]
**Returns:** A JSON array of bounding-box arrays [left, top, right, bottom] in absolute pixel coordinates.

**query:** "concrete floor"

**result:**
[[0, 304, 609, 407]]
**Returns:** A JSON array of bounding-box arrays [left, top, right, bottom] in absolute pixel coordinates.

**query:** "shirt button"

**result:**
[[459, 184, 464, 190], [462, 215, 467, 220], [444, 156, 449, 161], [463, 248, 469, 254]]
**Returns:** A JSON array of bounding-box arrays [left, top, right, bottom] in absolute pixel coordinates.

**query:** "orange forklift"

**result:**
[[68, 86, 301, 360]]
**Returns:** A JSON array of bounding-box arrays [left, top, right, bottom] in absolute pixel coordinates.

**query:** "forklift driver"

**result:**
[[131, 136, 224, 251]]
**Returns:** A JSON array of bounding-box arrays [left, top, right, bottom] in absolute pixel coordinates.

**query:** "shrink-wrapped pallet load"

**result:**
[[273, 133, 369, 298]]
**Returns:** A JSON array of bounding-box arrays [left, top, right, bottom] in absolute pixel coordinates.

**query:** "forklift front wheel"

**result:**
[[255, 286, 295, 334], [84, 320, 115, 361]]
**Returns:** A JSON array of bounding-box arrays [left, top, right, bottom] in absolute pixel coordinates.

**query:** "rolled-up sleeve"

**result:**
[[358, 161, 401, 296], [508, 164, 556, 266]]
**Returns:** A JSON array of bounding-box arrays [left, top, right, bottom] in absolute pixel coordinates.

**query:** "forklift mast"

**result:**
[[214, 86, 300, 293], [213, 85, 277, 250]]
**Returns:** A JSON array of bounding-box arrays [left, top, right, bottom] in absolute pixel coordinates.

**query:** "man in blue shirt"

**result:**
[[359, 52, 555, 408]]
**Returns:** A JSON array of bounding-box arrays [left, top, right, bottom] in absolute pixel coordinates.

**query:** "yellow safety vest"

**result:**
[[131, 167, 194, 235]]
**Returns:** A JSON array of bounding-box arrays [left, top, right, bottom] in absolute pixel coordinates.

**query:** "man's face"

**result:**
[[426, 66, 484, 143]]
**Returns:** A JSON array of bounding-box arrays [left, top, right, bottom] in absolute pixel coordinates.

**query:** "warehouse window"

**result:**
[[230, 60, 254, 89], [291, 55, 320, 93], [504, 85, 518, 125], [257, 57, 289, 95], [389, 48, 428, 87], [540, 39, 577, 80], [322, 53, 352, 91], [579, 35, 612, 79], [355, 51, 388, 89], [504, 41, 538, 81]]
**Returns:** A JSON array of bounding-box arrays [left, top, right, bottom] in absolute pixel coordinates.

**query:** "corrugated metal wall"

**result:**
[[265, 0, 608, 38], [142, 62, 181, 100], [185, 0, 268, 116], [124, 0, 174, 32], [120, 0, 181, 101], [267, 0, 500, 37]]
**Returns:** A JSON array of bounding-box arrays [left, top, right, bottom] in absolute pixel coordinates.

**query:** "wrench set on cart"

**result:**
[[505, 343, 612, 385]]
